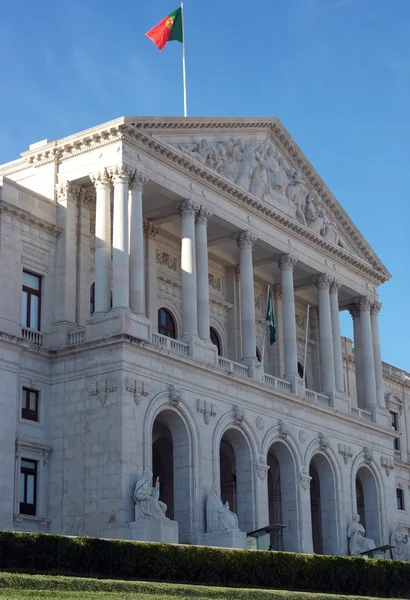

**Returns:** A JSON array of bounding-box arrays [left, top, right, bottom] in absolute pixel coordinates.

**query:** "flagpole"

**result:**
[[180, 1, 188, 117], [303, 304, 310, 394], [261, 285, 270, 371]]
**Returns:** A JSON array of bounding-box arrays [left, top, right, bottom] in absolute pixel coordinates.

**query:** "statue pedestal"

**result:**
[[202, 530, 247, 549], [130, 519, 178, 544]]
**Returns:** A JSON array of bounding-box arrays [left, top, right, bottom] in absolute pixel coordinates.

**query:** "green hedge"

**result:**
[[0, 531, 409, 598]]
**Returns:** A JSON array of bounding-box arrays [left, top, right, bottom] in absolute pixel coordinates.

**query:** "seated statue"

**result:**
[[391, 524, 409, 561], [133, 469, 168, 522], [206, 485, 240, 533], [347, 514, 376, 556]]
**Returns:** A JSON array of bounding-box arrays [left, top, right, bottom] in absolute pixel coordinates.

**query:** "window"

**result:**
[[256, 347, 262, 362], [21, 271, 41, 330], [397, 488, 405, 511], [90, 283, 95, 315], [158, 308, 176, 339], [19, 459, 37, 516], [22, 388, 39, 422], [210, 327, 221, 355], [390, 411, 400, 451], [298, 362, 305, 379]]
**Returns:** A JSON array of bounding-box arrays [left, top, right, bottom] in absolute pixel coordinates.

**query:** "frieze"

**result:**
[[208, 273, 221, 292], [157, 251, 177, 272]]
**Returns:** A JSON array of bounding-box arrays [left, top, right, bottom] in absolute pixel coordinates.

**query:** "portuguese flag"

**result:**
[[145, 7, 183, 51]]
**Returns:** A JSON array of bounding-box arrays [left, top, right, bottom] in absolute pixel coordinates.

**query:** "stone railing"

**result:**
[[21, 327, 43, 346], [218, 357, 249, 378], [350, 407, 373, 422], [264, 373, 292, 393], [152, 333, 189, 357], [382, 362, 410, 383], [305, 389, 330, 407], [67, 330, 86, 345]]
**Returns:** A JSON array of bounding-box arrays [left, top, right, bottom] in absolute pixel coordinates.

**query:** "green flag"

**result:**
[[265, 286, 276, 345]]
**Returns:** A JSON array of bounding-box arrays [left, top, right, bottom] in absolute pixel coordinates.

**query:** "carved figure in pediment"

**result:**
[[215, 143, 235, 182], [305, 191, 327, 235], [250, 144, 269, 199], [266, 145, 289, 196], [235, 140, 257, 189], [180, 139, 215, 167], [323, 221, 346, 249], [286, 171, 308, 226]]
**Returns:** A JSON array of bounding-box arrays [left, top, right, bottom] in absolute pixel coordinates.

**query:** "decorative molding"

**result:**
[[197, 399, 216, 424], [208, 273, 221, 292], [363, 446, 373, 465], [300, 467, 312, 491], [157, 251, 177, 272], [278, 419, 289, 439], [338, 443, 353, 465], [89, 377, 117, 405], [381, 456, 394, 477], [299, 430, 307, 443], [0, 199, 62, 235], [234, 230, 256, 249], [125, 377, 149, 406], [319, 432, 329, 451], [256, 416, 265, 431], [169, 384, 182, 406], [256, 456, 270, 481], [234, 405, 245, 424]]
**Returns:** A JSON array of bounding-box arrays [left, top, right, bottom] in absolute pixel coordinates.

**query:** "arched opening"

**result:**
[[267, 441, 299, 552], [152, 409, 192, 542], [298, 362, 304, 379], [210, 327, 222, 355], [158, 308, 176, 338], [309, 453, 338, 555], [219, 428, 253, 532], [355, 466, 381, 546], [256, 347, 262, 362]]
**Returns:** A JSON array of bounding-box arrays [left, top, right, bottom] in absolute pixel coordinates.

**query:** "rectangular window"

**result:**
[[21, 271, 41, 330], [90, 282, 95, 316], [22, 388, 39, 422], [397, 488, 405, 511], [19, 459, 37, 516], [390, 411, 400, 451]]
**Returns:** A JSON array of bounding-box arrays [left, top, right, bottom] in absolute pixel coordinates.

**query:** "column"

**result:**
[[195, 206, 212, 341], [348, 305, 364, 407], [235, 231, 257, 361], [278, 255, 298, 380], [357, 297, 377, 409], [90, 170, 111, 313], [110, 164, 132, 310], [371, 301, 385, 409], [144, 220, 159, 332], [330, 280, 344, 394], [129, 171, 148, 316], [315, 274, 335, 393], [54, 182, 80, 323], [179, 199, 198, 338], [76, 191, 92, 325]]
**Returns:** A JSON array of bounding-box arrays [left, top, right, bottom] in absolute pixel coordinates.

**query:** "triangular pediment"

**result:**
[[124, 117, 390, 281]]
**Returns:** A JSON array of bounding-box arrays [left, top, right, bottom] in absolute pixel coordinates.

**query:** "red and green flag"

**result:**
[[145, 6, 183, 51]]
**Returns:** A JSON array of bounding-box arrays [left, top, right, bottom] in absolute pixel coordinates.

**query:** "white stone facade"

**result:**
[[0, 116, 408, 555]]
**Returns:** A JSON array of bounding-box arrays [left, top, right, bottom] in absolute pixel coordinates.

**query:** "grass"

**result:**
[[0, 572, 399, 600]]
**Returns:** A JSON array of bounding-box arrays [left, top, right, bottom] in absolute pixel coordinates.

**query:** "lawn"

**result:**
[[0, 573, 399, 600]]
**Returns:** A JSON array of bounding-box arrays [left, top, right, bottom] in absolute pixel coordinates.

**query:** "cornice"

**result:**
[[0, 199, 62, 235]]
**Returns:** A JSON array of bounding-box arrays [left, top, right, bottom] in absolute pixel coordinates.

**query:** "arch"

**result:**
[[158, 307, 177, 339], [210, 326, 222, 356], [157, 297, 182, 337], [309, 452, 339, 555], [354, 464, 382, 547], [209, 318, 228, 357], [267, 439, 300, 552]]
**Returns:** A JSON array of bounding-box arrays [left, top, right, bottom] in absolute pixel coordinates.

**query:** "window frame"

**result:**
[[21, 387, 39, 422], [390, 411, 400, 452], [22, 270, 42, 331], [396, 488, 405, 511], [19, 459, 38, 516], [158, 308, 177, 339]]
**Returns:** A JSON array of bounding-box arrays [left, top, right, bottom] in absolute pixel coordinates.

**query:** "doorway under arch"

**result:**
[[309, 453, 338, 555], [355, 466, 381, 547]]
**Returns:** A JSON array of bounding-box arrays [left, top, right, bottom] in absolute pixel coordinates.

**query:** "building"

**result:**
[[0, 116, 408, 554]]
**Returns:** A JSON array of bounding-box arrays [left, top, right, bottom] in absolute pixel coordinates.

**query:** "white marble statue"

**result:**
[[347, 514, 376, 556], [286, 171, 308, 226], [206, 485, 240, 533], [133, 469, 168, 521], [391, 524, 409, 561]]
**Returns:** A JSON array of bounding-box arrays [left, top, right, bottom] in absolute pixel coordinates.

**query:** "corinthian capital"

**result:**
[[371, 301, 382, 315], [195, 205, 212, 226], [315, 273, 333, 291], [108, 163, 134, 184], [330, 279, 342, 294], [347, 304, 360, 320], [234, 230, 256, 249], [144, 220, 159, 239], [56, 181, 84, 202], [278, 254, 297, 271], [129, 169, 148, 191], [356, 296, 373, 311], [90, 169, 110, 190], [178, 199, 197, 218]]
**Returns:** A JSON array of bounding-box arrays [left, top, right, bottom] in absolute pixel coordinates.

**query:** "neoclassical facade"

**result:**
[[0, 116, 409, 555]]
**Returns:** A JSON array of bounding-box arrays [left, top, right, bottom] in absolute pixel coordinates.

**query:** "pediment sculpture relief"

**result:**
[[178, 138, 348, 251]]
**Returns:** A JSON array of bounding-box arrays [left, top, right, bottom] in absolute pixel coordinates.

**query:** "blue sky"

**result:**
[[2, 0, 409, 369]]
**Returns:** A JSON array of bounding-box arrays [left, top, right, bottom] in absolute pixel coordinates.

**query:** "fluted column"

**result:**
[[144, 220, 159, 333], [90, 169, 111, 313], [195, 206, 212, 341], [129, 171, 148, 316], [278, 255, 298, 380], [315, 274, 335, 394], [371, 301, 385, 409], [348, 305, 364, 407], [357, 297, 377, 409], [179, 200, 198, 338], [330, 280, 344, 394], [235, 231, 257, 361], [109, 164, 133, 309]]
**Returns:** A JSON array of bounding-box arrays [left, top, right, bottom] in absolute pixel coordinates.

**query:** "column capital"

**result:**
[[330, 279, 342, 293], [195, 205, 212, 225], [356, 296, 373, 311], [234, 230, 256, 249], [144, 219, 159, 239], [371, 301, 382, 315], [178, 199, 197, 218], [129, 169, 148, 192], [108, 163, 135, 184], [56, 181, 84, 202], [90, 169, 111, 190], [347, 304, 360, 319], [315, 273, 333, 290], [278, 254, 297, 271]]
